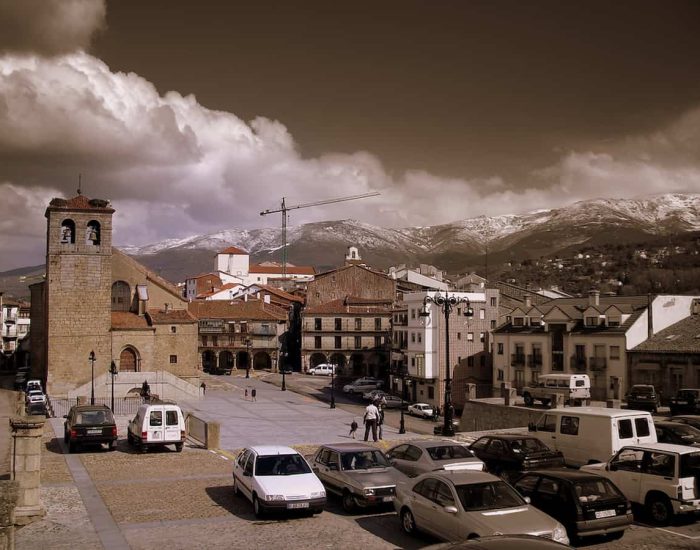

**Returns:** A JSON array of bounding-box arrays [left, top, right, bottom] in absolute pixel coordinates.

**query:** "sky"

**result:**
[[1, 0, 700, 271]]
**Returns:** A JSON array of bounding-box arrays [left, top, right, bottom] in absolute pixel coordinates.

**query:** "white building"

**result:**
[[215, 246, 315, 286]]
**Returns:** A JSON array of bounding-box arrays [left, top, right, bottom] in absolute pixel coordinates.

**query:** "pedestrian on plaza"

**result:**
[[245, 388, 248, 400], [141, 380, 150, 399], [363, 400, 380, 442], [349, 419, 358, 439], [377, 399, 385, 440], [251, 388, 257, 402], [200, 381, 206, 395]]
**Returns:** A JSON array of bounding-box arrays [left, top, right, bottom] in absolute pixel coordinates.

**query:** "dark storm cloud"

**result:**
[[0, 0, 106, 56]]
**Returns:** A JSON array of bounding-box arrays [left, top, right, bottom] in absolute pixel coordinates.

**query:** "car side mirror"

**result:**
[[528, 422, 536, 432], [523, 496, 531, 504], [443, 505, 458, 514]]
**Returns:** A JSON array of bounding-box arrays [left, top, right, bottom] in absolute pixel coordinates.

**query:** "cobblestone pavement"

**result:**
[[14, 373, 700, 550]]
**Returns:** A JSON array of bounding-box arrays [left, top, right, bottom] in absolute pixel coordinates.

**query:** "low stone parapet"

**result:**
[[185, 412, 220, 450]]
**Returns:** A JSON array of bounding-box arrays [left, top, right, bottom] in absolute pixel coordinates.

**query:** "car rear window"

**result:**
[[76, 410, 114, 424], [575, 478, 623, 503], [456, 481, 525, 511], [255, 454, 311, 476], [635, 418, 651, 437], [166, 410, 179, 426], [426, 445, 474, 461], [679, 452, 700, 478]]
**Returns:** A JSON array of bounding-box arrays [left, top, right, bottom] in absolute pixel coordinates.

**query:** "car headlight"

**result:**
[[363, 488, 376, 496], [552, 524, 569, 544], [264, 494, 285, 502], [311, 490, 325, 498]]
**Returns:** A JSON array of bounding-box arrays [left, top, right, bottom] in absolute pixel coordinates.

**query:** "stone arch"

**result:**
[[219, 350, 234, 372], [309, 353, 327, 368], [119, 346, 140, 372], [60, 219, 76, 244], [111, 281, 131, 311], [329, 353, 346, 369], [86, 219, 101, 245], [253, 352, 271, 370], [202, 350, 217, 373], [350, 353, 365, 376]]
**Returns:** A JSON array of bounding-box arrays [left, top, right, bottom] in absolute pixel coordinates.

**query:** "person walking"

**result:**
[[363, 400, 380, 442], [251, 388, 257, 402], [200, 381, 206, 395], [349, 419, 358, 439], [377, 398, 385, 440]]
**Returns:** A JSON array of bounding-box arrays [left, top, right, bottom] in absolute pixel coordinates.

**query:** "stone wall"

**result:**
[[458, 399, 545, 432], [305, 265, 396, 307], [153, 322, 198, 377]]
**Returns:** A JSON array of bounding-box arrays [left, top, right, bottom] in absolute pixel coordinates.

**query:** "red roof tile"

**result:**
[[304, 297, 393, 315], [147, 308, 197, 324], [189, 299, 287, 321], [47, 194, 114, 212], [250, 263, 316, 275], [220, 245, 248, 255], [111, 312, 151, 330]]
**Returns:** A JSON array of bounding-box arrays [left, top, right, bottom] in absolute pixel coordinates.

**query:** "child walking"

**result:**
[[349, 419, 358, 439]]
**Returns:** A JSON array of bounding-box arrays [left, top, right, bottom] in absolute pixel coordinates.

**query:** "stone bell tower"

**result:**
[[44, 193, 114, 395]]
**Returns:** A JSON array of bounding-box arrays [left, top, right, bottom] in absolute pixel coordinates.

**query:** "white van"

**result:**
[[522, 373, 591, 407], [308, 364, 336, 376], [528, 407, 656, 466], [127, 403, 186, 452]]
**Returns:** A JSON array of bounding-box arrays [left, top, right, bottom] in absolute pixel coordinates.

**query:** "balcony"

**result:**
[[570, 356, 587, 371], [511, 353, 526, 367], [589, 357, 607, 371], [250, 326, 276, 336], [527, 354, 543, 370]]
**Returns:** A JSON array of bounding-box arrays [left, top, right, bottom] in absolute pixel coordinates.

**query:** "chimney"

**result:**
[[588, 290, 600, 307], [524, 294, 531, 309]]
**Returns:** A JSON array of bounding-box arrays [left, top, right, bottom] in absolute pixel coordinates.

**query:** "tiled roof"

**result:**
[[197, 282, 238, 298], [147, 308, 197, 324], [304, 297, 393, 315], [256, 284, 304, 303], [219, 246, 248, 255], [111, 311, 151, 330], [249, 263, 316, 275], [188, 299, 287, 321], [631, 315, 700, 353], [47, 194, 114, 212], [314, 263, 387, 280]]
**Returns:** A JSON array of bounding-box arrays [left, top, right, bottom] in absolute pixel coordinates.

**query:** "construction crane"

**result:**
[[260, 191, 380, 278]]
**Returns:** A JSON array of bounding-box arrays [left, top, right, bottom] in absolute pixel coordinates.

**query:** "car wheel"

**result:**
[[400, 508, 417, 535], [108, 440, 116, 451], [341, 491, 356, 513], [253, 494, 265, 518], [127, 432, 133, 446], [523, 393, 534, 406], [646, 494, 673, 525], [541, 399, 551, 407], [175, 442, 183, 452], [607, 530, 625, 541]]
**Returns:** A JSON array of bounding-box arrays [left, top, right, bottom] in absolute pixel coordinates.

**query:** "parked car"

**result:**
[[63, 404, 117, 453], [407, 403, 434, 418], [469, 435, 564, 480], [232, 445, 326, 517], [424, 534, 574, 550], [654, 420, 700, 447], [522, 374, 590, 407], [380, 395, 405, 409], [26, 390, 47, 405], [310, 442, 400, 512], [394, 470, 570, 544], [625, 384, 659, 413], [342, 378, 383, 394], [25, 379, 43, 393], [363, 389, 387, 401], [582, 442, 700, 525], [669, 415, 700, 431], [386, 439, 484, 477], [512, 469, 632, 543], [27, 401, 49, 418], [669, 388, 700, 416], [127, 402, 186, 452], [307, 364, 336, 376]]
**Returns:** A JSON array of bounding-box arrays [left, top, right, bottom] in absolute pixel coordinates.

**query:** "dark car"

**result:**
[[625, 384, 659, 413], [670, 415, 700, 431], [468, 435, 564, 480], [64, 404, 117, 453], [654, 420, 700, 447], [512, 469, 632, 543], [27, 401, 50, 418], [669, 389, 700, 416]]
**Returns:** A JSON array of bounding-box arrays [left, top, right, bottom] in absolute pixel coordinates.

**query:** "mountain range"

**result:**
[[118, 193, 700, 283]]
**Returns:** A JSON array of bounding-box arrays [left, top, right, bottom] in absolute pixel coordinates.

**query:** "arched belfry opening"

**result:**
[[60, 219, 76, 244], [86, 220, 101, 245]]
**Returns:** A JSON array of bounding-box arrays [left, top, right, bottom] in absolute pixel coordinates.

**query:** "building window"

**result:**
[[480, 332, 485, 343], [201, 335, 207, 347], [169, 355, 177, 364], [171, 326, 176, 333], [354, 336, 361, 348], [374, 336, 381, 347], [314, 336, 321, 348], [428, 386, 434, 399], [497, 343, 504, 355], [497, 369, 504, 381], [335, 318, 342, 331], [411, 332, 416, 343], [467, 332, 474, 342], [479, 309, 485, 319], [315, 318, 322, 330], [355, 318, 362, 330], [467, 356, 474, 367], [491, 297, 497, 307], [513, 317, 524, 326], [411, 357, 415, 367], [111, 281, 131, 312], [335, 336, 342, 349], [212, 336, 218, 347], [586, 316, 599, 327], [457, 332, 461, 340], [490, 320, 496, 329], [375, 317, 381, 330], [411, 309, 416, 319], [417, 333, 422, 343], [610, 345, 620, 360]]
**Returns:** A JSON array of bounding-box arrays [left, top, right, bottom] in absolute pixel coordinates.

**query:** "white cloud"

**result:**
[[0, 0, 106, 56]]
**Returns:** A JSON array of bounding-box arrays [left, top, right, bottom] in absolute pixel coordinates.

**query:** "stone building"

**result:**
[[30, 194, 199, 397]]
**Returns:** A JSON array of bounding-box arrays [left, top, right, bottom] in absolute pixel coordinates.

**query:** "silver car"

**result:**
[[386, 440, 485, 477], [310, 442, 403, 512], [394, 470, 569, 544]]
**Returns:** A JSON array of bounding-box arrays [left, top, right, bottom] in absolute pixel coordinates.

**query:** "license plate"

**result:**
[[287, 502, 309, 509], [382, 496, 394, 502], [676, 401, 688, 405], [595, 509, 616, 518], [87, 429, 102, 434]]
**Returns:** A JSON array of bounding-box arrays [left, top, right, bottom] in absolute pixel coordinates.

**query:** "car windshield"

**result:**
[[341, 450, 390, 470], [456, 481, 525, 511], [427, 445, 475, 461], [669, 424, 700, 440], [509, 438, 550, 453], [574, 478, 623, 503], [75, 410, 114, 424], [680, 452, 700, 478], [255, 454, 312, 476]]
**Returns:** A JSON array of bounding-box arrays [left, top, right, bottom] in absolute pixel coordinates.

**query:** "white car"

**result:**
[[232, 445, 326, 517], [26, 390, 47, 405], [407, 403, 434, 418], [342, 378, 383, 394], [307, 364, 336, 376]]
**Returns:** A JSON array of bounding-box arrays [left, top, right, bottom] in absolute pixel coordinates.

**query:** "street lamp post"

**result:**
[[109, 360, 118, 411], [281, 352, 287, 391], [245, 338, 251, 379], [330, 364, 336, 409], [89, 350, 96, 405], [394, 374, 412, 435], [419, 291, 473, 437]]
